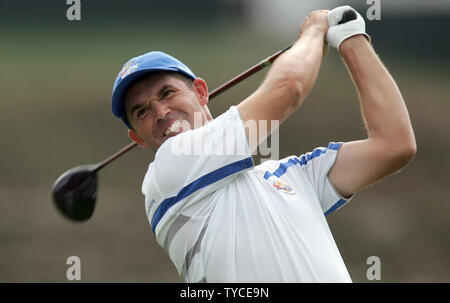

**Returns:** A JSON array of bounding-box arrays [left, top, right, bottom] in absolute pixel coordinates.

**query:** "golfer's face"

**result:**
[[125, 73, 209, 151]]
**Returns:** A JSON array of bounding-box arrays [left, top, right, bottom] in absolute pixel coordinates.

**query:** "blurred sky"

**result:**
[[249, 0, 450, 33], [0, 0, 449, 282]]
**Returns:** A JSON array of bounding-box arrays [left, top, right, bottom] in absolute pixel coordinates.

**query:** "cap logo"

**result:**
[[120, 60, 138, 79]]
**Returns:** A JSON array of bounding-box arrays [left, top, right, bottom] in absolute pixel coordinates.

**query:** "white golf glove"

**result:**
[[326, 5, 371, 51]]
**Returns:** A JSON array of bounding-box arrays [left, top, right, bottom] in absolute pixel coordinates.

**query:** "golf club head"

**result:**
[[52, 164, 98, 222]]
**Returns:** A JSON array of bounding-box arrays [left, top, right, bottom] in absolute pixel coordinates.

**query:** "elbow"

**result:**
[[404, 139, 417, 164], [400, 129, 417, 163], [397, 142, 416, 168], [405, 139, 417, 160], [388, 137, 417, 169]]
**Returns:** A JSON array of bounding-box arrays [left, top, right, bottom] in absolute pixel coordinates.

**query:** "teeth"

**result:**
[[165, 120, 181, 136]]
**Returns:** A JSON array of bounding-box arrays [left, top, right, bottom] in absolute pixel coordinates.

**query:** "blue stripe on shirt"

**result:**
[[324, 199, 347, 216], [151, 157, 254, 232], [264, 142, 342, 180]]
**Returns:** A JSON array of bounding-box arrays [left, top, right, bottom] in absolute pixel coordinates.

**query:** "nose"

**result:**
[[153, 102, 170, 123]]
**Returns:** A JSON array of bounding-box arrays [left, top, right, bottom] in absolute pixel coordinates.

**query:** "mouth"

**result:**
[[163, 120, 183, 138]]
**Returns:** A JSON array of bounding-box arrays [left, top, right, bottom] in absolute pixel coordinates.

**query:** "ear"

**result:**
[[128, 129, 149, 148], [192, 78, 209, 106]]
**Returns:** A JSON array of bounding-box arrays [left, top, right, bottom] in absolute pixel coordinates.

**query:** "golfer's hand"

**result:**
[[326, 5, 371, 51], [299, 10, 329, 37], [299, 10, 330, 55]]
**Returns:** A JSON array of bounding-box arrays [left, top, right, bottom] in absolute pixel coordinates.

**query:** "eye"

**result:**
[[162, 89, 175, 99], [136, 107, 148, 119]]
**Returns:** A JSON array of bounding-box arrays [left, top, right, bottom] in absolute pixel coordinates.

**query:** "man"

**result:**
[[110, 6, 416, 282]]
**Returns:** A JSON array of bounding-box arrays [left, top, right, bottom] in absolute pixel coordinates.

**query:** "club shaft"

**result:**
[[95, 42, 295, 171], [94, 141, 138, 171], [209, 42, 293, 99]]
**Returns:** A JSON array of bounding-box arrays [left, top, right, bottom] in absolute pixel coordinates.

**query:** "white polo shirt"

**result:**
[[142, 106, 353, 283]]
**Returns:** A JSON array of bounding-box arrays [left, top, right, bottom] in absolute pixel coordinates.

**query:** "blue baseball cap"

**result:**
[[111, 51, 196, 128]]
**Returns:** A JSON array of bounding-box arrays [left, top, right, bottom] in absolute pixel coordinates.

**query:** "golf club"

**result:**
[[52, 9, 357, 222]]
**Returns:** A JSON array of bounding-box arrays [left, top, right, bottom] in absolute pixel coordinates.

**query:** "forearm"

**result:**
[[237, 10, 329, 151], [340, 36, 416, 151], [263, 27, 326, 111], [325, 6, 415, 197]]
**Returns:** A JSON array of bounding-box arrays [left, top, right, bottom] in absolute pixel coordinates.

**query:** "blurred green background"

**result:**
[[1, 0, 449, 282]]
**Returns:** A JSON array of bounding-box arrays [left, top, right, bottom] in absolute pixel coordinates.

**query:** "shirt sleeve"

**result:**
[[262, 142, 353, 215], [297, 142, 354, 215], [142, 106, 253, 233]]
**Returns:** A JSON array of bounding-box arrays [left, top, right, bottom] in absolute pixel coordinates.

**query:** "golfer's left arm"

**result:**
[[328, 35, 416, 198]]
